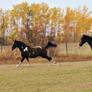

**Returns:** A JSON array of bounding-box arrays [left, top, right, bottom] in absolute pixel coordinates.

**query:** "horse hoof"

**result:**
[[27, 64, 30, 67], [16, 65, 19, 68], [53, 61, 57, 64]]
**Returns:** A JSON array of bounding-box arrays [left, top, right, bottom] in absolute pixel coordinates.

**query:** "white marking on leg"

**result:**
[[27, 61, 30, 67], [27, 63, 30, 66], [53, 60, 57, 64], [50, 60, 53, 63], [26, 58, 31, 67], [16, 62, 22, 67], [48, 61, 53, 66], [50, 60, 57, 64], [48, 60, 53, 66]]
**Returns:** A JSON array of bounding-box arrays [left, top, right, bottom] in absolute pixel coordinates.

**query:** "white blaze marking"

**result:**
[[24, 47, 28, 52]]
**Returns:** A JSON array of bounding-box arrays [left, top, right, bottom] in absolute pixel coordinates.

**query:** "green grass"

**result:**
[[0, 62, 92, 92]]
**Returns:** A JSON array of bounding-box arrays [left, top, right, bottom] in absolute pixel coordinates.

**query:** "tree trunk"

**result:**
[[65, 41, 68, 56]]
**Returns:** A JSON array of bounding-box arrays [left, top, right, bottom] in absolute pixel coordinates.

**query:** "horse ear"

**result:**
[[13, 40, 16, 43], [83, 34, 86, 37], [15, 40, 17, 42]]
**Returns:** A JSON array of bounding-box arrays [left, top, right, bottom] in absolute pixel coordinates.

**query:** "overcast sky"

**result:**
[[0, 0, 92, 11]]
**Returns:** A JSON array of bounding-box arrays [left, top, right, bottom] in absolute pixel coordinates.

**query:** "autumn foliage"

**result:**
[[0, 2, 92, 45]]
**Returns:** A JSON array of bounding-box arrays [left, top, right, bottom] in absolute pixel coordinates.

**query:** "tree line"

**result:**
[[0, 2, 92, 46]]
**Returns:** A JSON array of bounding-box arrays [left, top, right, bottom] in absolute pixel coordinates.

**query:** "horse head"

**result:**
[[12, 40, 18, 51], [79, 35, 87, 47]]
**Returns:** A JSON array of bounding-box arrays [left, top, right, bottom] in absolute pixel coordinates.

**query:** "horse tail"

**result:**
[[45, 41, 57, 49]]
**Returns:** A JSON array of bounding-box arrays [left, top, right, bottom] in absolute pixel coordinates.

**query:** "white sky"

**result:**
[[0, 0, 92, 11]]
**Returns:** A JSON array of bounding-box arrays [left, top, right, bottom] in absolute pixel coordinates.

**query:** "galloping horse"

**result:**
[[12, 40, 57, 67], [79, 34, 92, 49]]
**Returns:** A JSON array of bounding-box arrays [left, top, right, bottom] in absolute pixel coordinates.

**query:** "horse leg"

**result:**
[[42, 56, 56, 64], [26, 57, 30, 66], [47, 56, 56, 64], [16, 57, 25, 67]]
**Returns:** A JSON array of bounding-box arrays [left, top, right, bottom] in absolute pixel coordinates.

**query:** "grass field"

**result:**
[[0, 43, 92, 92], [0, 62, 92, 92]]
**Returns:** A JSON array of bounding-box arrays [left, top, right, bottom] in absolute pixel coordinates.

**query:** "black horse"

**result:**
[[12, 40, 57, 67], [79, 34, 92, 49]]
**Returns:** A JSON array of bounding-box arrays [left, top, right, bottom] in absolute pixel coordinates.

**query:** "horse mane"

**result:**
[[83, 34, 92, 39], [15, 40, 28, 47]]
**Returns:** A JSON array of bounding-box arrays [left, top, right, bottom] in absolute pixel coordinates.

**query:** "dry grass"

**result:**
[[0, 62, 92, 92], [56, 42, 92, 56], [0, 44, 92, 92], [0, 43, 92, 64], [54, 42, 92, 62]]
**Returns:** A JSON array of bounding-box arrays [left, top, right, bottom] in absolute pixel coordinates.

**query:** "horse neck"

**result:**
[[17, 44, 26, 52], [19, 46, 23, 52]]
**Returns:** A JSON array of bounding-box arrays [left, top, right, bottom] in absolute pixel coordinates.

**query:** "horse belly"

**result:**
[[41, 49, 47, 56], [28, 48, 46, 58], [28, 51, 39, 58]]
